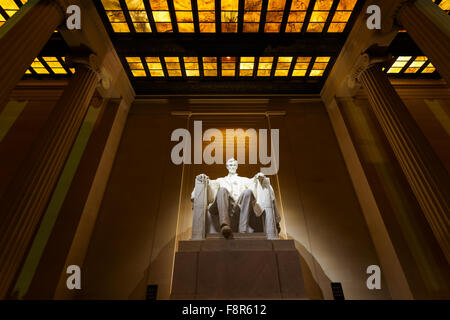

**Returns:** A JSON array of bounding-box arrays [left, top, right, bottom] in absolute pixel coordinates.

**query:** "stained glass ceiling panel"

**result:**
[[124, 55, 332, 79], [0, 0, 27, 26], [97, 0, 362, 33]]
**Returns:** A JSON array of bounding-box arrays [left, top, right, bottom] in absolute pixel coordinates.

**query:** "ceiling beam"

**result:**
[[131, 79, 324, 95], [111, 34, 345, 56]]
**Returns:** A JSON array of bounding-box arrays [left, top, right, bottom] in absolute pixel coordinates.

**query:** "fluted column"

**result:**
[[0, 0, 65, 111], [350, 54, 450, 264], [396, 0, 450, 84], [0, 54, 100, 298]]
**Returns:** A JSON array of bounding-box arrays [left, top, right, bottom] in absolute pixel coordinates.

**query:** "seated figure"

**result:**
[[191, 158, 281, 239]]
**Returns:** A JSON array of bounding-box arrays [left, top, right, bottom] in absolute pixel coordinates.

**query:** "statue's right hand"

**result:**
[[196, 174, 209, 183]]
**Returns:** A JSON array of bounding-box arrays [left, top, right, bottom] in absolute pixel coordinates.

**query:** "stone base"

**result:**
[[170, 237, 308, 300]]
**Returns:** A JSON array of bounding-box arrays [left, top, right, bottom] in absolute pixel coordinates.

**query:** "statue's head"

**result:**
[[226, 158, 238, 174]]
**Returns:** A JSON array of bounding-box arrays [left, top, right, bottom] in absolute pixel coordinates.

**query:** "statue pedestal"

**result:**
[[170, 236, 308, 299]]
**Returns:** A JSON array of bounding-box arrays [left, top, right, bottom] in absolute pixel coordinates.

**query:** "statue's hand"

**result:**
[[254, 172, 266, 182], [196, 174, 209, 183]]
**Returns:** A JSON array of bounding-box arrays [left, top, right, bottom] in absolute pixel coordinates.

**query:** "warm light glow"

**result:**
[[221, 0, 239, 33], [257, 57, 274, 76], [99, 0, 359, 34], [309, 56, 330, 76], [150, 0, 173, 32], [387, 56, 411, 74], [203, 57, 217, 76], [126, 57, 146, 77], [42, 57, 67, 74], [164, 57, 182, 76], [405, 56, 427, 73], [221, 56, 236, 76], [184, 57, 200, 76], [286, 0, 309, 33], [239, 57, 255, 76], [433, 0, 450, 11], [292, 57, 312, 76], [198, 0, 215, 32], [328, 0, 357, 32], [102, 0, 130, 32], [146, 57, 165, 77], [275, 57, 293, 76], [124, 55, 335, 79], [307, 0, 333, 32], [174, 0, 194, 32], [264, 0, 286, 33], [243, 0, 262, 32], [422, 62, 436, 74], [0, 0, 27, 25], [30, 58, 49, 74]]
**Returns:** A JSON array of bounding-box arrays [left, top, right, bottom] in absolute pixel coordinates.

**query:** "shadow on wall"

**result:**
[[291, 237, 328, 300]]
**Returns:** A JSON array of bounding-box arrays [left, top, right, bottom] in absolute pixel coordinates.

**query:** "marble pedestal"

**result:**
[[170, 235, 308, 299]]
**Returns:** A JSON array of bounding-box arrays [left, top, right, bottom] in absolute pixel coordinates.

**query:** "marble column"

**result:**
[[0, 0, 65, 111], [0, 54, 100, 298], [396, 0, 450, 84], [351, 54, 450, 264]]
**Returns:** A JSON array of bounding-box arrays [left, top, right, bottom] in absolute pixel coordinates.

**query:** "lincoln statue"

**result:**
[[191, 158, 281, 239]]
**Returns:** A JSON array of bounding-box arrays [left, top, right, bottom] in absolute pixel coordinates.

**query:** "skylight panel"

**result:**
[[265, 0, 286, 33], [239, 57, 255, 76], [30, 58, 49, 74], [387, 56, 411, 74], [422, 62, 436, 74], [221, 0, 239, 33], [405, 56, 427, 73], [42, 57, 67, 74], [146, 57, 165, 77], [275, 57, 293, 76], [221, 57, 236, 76], [307, 0, 333, 32], [126, 57, 146, 77], [150, 0, 173, 32], [125, 0, 151, 32], [0, 0, 20, 19], [174, 0, 194, 32], [243, 0, 262, 32], [197, 0, 215, 32], [292, 57, 311, 76], [102, 0, 130, 32], [184, 57, 200, 76], [203, 57, 217, 76], [164, 57, 182, 76], [328, 0, 357, 32], [257, 57, 274, 76], [286, 0, 309, 33], [309, 56, 330, 76]]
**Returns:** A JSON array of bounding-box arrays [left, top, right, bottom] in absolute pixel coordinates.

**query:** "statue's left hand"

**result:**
[[254, 172, 266, 181]]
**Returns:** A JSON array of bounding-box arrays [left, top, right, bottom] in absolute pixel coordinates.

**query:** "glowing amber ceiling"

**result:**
[[99, 0, 359, 33], [24, 56, 74, 76], [0, 0, 27, 27], [387, 56, 436, 75], [125, 55, 331, 78]]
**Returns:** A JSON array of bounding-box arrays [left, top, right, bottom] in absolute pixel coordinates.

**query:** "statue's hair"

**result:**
[[226, 157, 237, 165]]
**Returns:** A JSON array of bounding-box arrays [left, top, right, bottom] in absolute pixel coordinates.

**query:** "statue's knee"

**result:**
[[242, 189, 253, 198], [217, 187, 229, 196]]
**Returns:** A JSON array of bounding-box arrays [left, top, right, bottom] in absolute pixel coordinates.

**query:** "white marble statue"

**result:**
[[191, 158, 281, 240]]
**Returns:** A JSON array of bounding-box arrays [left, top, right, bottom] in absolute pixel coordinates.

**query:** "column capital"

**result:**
[[381, 0, 417, 33], [65, 49, 111, 90], [66, 52, 100, 73], [347, 51, 392, 89]]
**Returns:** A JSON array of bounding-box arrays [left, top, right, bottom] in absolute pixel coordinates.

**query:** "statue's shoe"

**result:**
[[221, 225, 232, 239]]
